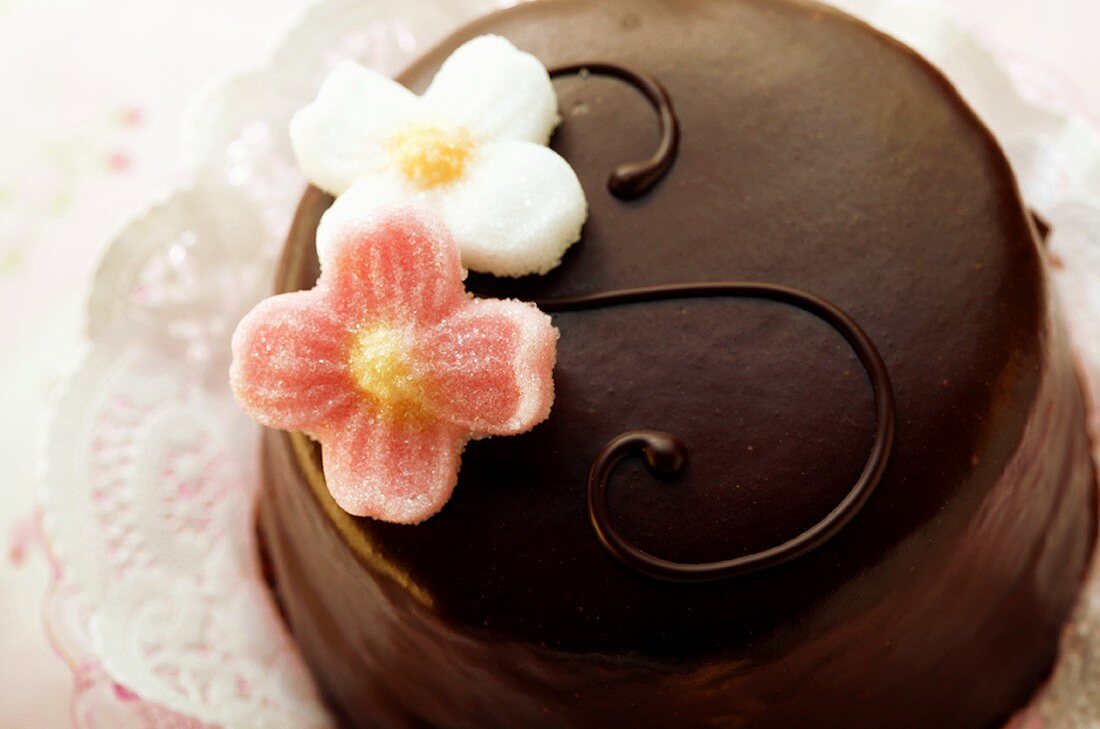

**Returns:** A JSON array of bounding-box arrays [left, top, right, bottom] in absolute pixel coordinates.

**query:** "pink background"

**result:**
[[0, 0, 1096, 726]]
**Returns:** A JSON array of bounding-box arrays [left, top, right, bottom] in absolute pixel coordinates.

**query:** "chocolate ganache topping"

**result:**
[[533, 282, 895, 581], [495, 61, 898, 581], [491, 59, 898, 581], [259, 2, 1096, 727]]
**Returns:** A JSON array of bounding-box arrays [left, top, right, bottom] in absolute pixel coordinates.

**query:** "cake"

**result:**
[[251, 0, 1097, 726]]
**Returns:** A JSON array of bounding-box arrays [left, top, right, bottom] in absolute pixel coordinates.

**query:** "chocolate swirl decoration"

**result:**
[[535, 283, 896, 582], [526, 65, 894, 580], [549, 62, 680, 199]]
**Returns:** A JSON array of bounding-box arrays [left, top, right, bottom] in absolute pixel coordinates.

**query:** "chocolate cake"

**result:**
[[257, 0, 1097, 726]]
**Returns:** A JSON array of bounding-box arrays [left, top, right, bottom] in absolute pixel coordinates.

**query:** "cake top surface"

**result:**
[[279, 0, 1045, 656]]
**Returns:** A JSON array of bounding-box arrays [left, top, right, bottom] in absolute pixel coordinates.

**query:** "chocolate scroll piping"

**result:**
[[537, 283, 896, 582], [549, 62, 679, 199]]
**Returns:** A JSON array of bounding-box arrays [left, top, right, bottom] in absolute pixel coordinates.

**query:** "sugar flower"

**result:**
[[230, 206, 558, 523], [290, 35, 587, 277]]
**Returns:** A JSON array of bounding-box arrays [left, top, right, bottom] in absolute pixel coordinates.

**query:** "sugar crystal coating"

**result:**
[[290, 35, 588, 277], [230, 206, 558, 522]]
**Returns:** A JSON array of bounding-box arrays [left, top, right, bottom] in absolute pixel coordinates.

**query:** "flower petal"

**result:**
[[316, 172, 411, 262], [418, 298, 558, 435], [230, 292, 356, 432], [422, 35, 559, 144], [439, 140, 587, 276], [322, 410, 466, 523], [290, 60, 419, 195], [319, 205, 468, 329]]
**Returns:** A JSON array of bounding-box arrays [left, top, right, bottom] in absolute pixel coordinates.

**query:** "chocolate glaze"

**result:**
[[547, 62, 679, 199], [259, 0, 1098, 726], [535, 282, 895, 581]]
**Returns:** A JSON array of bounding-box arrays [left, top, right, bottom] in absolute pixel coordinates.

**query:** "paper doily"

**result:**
[[39, 0, 504, 726], [38, 0, 1100, 726]]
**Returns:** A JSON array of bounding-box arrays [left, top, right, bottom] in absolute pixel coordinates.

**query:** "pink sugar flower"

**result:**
[[230, 206, 558, 523]]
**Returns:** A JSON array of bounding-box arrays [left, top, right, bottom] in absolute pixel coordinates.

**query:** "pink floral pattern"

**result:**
[[230, 206, 557, 522]]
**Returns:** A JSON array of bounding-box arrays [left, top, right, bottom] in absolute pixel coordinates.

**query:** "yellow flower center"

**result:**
[[348, 324, 428, 421], [388, 123, 475, 189]]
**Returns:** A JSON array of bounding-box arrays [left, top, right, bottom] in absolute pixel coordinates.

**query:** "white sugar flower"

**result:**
[[291, 35, 588, 277]]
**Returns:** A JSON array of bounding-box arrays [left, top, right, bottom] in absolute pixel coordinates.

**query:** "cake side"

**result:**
[[261, 332, 1093, 727], [259, 0, 1097, 726]]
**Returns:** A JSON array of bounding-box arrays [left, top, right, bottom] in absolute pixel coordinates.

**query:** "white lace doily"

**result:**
[[38, 0, 1100, 726]]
